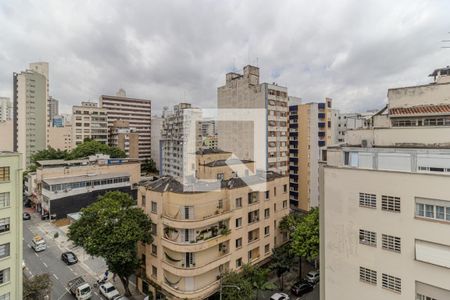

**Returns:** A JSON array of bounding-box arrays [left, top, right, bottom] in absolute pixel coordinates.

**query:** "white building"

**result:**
[[0, 98, 12, 122], [71, 102, 108, 146], [151, 115, 163, 171], [321, 66, 450, 300]]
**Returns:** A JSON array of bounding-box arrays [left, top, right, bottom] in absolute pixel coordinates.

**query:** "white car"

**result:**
[[99, 282, 120, 300], [270, 292, 290, 300], [305, 270, 320, 285]]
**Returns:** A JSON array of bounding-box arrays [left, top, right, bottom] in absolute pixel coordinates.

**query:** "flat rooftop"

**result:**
[[43, 172, 130, 185]]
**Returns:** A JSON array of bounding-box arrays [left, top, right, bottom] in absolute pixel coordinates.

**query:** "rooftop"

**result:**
[[43, 172, 130, 185], [389, 104, 450, 117], [195, 148, 231, 155], [202, 159, 254, 167]]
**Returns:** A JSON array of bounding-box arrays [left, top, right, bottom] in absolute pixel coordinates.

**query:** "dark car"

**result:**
[[23, 212, 31, 220], [61, 251, 78, 265], [291, 281, 313, 296]]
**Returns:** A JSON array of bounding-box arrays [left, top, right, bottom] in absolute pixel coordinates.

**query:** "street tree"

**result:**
[[242, 264, 277, 300], [220, 271, 253, 300], [270, 244, 294, 289], [68, 140, 126, 159], [68, 191, 153, 296], [23, 273, 52, 300], [141, 158, 158, 174]]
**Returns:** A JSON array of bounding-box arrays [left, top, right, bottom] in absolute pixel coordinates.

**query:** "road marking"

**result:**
[[42, 262, 48, 268], [34, 252, 38, 257], [53, 274, 59, 280]]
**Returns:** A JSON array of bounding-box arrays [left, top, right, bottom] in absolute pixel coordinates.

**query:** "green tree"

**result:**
[[23, 273, 52, 300], [141, 158, 158, 174], [29, 147, 70, 171], [68, 191, 153, 296], [242, 264, 276, 300], [220, 271, 253, 300], [270, 244, 294, 289], [291, 208, 319, 279], [68, 140, 126, 159]]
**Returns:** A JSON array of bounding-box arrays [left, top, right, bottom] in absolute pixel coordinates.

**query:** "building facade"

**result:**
[[48, 125, 73, 151], [33, 155, 140, 219], [0, 97, 12, 122], [217, 65, 289, 175], [0, 121, 13, 152], [13, 66, 48, 168], [289, 99, 334, 211], [48, 96, 59, 123], [0, 152, 23, 300], [109, 120, 139, 159], [136, 150, 289, 299], [151, 115, 163, 172], [321, 67, 450, 300], [100, 89, 152, 160], [71, 102, 108, 147]]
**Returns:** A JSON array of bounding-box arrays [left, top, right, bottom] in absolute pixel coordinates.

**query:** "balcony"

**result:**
[[162, 253, 231, 277], [162, 208, 231, 229], [162, 278, 220, 300]]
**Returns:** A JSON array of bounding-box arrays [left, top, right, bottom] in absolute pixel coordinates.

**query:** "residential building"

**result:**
[[48, 125, 72, 151], [217, 65, 289, 175], [321, 67, 450, 300], [151, 115, 163, 171], [200, 120, 216, 137], [0, 97, 12, 122], [336, 112, 372, 143], [13, 64, 48, 168], [202, 135, 218, 150], [100, 89, 152, 160], [0, 152, 23, 300], [289, 99, 335, 211], [71, 102, 108, 146], [136, 149, 289, 299], [109, 120, 139, 159], [33, 154, 140, 219], [0, 121, 13, 152], [48, 96, 59, 122], [160, 103, 202, 179], [52, 115, 65, 128]]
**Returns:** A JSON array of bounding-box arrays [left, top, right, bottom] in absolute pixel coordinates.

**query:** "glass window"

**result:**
[[416, 203, 424, 217], [0, 219, 10, 234], [446, 207, 450, 221], [0, 243, 9, 259], [0, 193, 10, 209], [436, 206, 445, 220], [0, 167, 10, 182], [235, 197, 242, 208], [0, 268, 10, 284], [425, 205, 434, 218]]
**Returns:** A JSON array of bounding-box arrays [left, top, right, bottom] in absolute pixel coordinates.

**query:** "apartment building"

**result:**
[[100, 89, 152, 160], [0, 121, 13, 152], [289, 99, 335, 211], [217, 65, 289, 175], [13, 65, 48, 168], [136, 150, 289, 299], [71, 102, 108, 146], [0, 152, 23, 300], [109, 120, 139, 159], [0, 97, 12, 122], [31, 154, 140, 219], [321, 67, 450, 300], [151, 115, 163, 171], [48, 96, 59, 123], [160, 103, 202, 178], [48, 125, 73, 151]]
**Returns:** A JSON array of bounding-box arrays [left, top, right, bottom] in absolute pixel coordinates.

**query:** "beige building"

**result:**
[[217, 65, 289, 175], [321, 67, 450, 300], [0, 97, 12, 122], [151, 115, 163, 172], [71, 102, 108, 147], [100, 89, 152, 160], [0, 121, 13, 152], [0, 152, 23, 300], [48, 125, 72, 151], [136, 150, 289, 299], [109, 120, 139, 159], [289, 99, 335, 211]]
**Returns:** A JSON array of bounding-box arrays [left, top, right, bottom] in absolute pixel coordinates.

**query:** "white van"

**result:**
[[31, 235, 47, 252]]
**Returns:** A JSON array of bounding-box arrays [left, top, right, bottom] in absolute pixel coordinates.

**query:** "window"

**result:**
[[235, 238, 242, 249], [152, 266, 157, 277], [416, 294, 436, 300], [235, 197, 242, 208], [264, 226, 270, 236], [0, 243, 9, 260], [416, 200, 450, 222], [151, 244, 157, 256], [359, 266, 377, 285], [217, 173, 224, 180], [0, 293, 10, 300], [248, 192, 258, 204], [382, 234, 401, 253], [265, 244, 270, 254], [141, 195, 146, 207], [218, 199, 223, 209], [265, 191, 269, 200], [248, 230, 258, 242], [264, 208, 270, 219], [274, 187, 277, 196], [0, 167, 9, 182], [382, 195, 400, 212], [151, 223, 157, 236], [283, 200, 288, 209], [150, 201, 157, 213], [0, 193, 9, 209], [236, 258, 242, 268], [235, 217, 242, 228], [0, 268, 9, 284], [248, 210, 259, 223], [248, 250, 253, 260], [425, 204, 434, 218], [359, 193, 376, 208], [359, 229, 376, 247], [382, 273, 401, 293]]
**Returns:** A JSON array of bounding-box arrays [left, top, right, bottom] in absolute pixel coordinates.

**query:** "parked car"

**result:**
[[112, 296, 129, 300], [270, 292, 290, 300], [305, 270, 320, 285], [291, 281, 313, 296], [61, 251, 78, 265], [23, 212, 31, 220], [99, 282, 120, 300]]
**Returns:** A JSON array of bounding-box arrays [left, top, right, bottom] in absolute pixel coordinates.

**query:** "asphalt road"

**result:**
[[23, 212, 104, 300]]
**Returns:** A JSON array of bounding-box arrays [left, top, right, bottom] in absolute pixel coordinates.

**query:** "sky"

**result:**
[[1, 0, 450, 115]]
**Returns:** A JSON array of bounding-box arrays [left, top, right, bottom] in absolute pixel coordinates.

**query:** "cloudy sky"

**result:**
[[1, 0, 449, 114]]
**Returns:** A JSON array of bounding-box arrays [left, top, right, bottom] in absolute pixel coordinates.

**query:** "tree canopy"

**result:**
[[68, 191, 153, 296], [23, 273, 52, 300], [291, 207, 320, 261], [220, 270, 254, 300], [141, 158, 158, 174]]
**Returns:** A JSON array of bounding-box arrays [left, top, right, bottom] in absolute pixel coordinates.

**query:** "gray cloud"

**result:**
[[0, 0, 449, 114]]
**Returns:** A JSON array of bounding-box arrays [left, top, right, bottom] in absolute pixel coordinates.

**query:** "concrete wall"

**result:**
[[48, 125, 72, 151], [0, 121, 13, 151], [388, 82, 450, 109]]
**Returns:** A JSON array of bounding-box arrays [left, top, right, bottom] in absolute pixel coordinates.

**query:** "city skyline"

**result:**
[[1, 1, 450, 114]]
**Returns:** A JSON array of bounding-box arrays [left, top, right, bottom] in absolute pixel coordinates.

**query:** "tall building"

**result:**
[[100, 89, 152, 160], [0, 152, 23, 299], [48, 96, 59, 123], [71, 102, 108, 146], [289, 98, 335, 211], [336, 112, 372, 143], [48, 125, 72, 151], [321, 67, 450, 300], [217, 65, 289, 175], [136, 150, 289, 299], [13, 64, 48, 168], [151, 115, 163, 171], [160, 103, 202, 178], [0, 97, 12, 122], [109, 120, 139, 159]]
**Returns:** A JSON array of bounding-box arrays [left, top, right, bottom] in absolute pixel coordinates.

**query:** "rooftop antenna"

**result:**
[[442, 32, 450, 48]]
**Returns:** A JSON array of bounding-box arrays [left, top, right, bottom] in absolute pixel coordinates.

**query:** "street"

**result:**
[[23, 211, 108, 300]]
